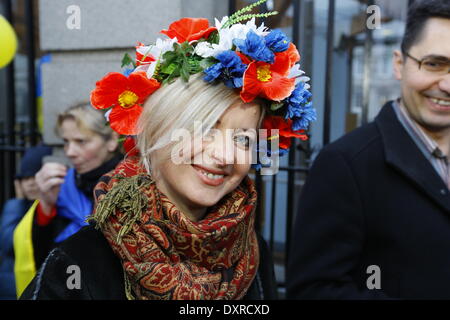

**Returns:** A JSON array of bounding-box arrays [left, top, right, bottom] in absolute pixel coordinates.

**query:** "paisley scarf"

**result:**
[[89, 157, 259, 300]]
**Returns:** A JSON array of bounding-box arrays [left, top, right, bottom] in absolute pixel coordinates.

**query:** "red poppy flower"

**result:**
[[160, 18, 217, 43], [262, 116, 308, 150], [285, 43, 300, 67], [136, 42, 156, 66], [90, 71, 160, 135], [240, 52, 296, 103], [236, 51, 252, 65]]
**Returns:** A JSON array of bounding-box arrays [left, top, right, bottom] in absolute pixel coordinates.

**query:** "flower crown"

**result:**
[[90, 0, 315, 165]]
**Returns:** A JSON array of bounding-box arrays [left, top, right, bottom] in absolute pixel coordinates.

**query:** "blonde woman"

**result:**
[[21, 7, 314, 300], [20, 76, 278, 300]]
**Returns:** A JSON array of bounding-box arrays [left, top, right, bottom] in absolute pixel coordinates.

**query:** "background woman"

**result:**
[[13, 103, 121, 297]]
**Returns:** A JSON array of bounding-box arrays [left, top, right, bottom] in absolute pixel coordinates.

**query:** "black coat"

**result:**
[[287, 102, 450, 299], [20, 224, 278, 300]]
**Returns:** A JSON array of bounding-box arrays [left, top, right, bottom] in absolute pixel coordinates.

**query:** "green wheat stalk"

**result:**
[[227, 12, 278, 26], [221, 0, 277, 29]]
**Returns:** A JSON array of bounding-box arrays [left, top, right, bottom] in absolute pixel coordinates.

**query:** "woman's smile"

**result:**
[[191, 164, 227, 186]]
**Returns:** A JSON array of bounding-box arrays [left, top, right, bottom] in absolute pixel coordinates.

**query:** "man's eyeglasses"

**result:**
[[405, 52, 450, 75]]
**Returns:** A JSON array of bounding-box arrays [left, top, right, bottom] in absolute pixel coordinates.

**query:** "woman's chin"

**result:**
[[187, 191, 222, 209]]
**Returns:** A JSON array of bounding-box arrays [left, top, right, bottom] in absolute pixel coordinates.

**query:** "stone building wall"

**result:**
[[39, 0, 228, 143]]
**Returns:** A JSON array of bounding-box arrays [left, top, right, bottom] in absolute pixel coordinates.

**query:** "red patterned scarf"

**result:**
[[89, 157, 259, 300]]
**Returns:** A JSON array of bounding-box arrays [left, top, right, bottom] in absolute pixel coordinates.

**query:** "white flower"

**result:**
[[145, 61, 159, 79], [289, 64, 311, 89], [136, 37, 177, 62], [105, 109, 111, 122], [194, 17, 269, 58], [135, 38, 177, 78], [213, 16, 229, 30], [155, 37, 178, 56], [194, 42, 217, 58]]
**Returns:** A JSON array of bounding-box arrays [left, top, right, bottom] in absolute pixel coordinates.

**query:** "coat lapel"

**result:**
[[375, 102, 450, 213]]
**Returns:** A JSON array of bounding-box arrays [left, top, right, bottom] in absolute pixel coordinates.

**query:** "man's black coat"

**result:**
[[287, 102, 450, 299]]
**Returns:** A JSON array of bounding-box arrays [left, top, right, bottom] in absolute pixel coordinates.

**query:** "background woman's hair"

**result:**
[[137, 74, 265, 172], [55, 102, 114, 141]]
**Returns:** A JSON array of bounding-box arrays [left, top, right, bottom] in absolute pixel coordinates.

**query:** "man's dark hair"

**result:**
[[401, 0, 450, 54]]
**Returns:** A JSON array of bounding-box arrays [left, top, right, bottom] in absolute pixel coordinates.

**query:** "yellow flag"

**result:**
[[13, 200, 38, 298]]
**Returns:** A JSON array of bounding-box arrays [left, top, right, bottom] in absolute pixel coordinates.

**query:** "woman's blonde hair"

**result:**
[[56, 102, 115, 141], [137, 74, 265, 172]]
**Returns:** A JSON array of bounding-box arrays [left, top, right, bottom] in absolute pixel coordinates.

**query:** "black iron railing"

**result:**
[[1, 0, 40, 205]]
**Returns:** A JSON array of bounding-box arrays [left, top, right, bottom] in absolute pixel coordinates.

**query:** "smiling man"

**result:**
[[287, 0, 450, 299], [393, 18, 450, 162]]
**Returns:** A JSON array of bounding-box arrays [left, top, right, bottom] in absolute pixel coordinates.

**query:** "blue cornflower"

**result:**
[[233, 30, 274, 63], [265, 29, 290, 52], [285, 82, 313, 119], [203, 50, 247, 88], [203, 63, 223, 82], [292, 102, 316, 131], [283, 82, 315, 131], [123, 68, 134, 77]]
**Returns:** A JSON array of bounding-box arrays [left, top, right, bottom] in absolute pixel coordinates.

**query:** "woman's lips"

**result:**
[[191, 164, 226, 186]]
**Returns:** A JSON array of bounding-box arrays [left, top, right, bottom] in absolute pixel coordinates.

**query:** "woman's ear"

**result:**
[[393, 50, 404, 81], [107, 132, 120, 152]]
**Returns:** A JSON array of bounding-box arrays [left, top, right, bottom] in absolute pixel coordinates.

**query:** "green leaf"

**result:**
[[187, 57, 202, 73], [270, 102, 285, 111], [180, 59, 191, 81], [207, 30, 220, 44], [162, 51, 177, 64], [180, 66, 190, 82], [160, 62, 177, 75], [180, 41, 191, 51], [164, 71, 180, 84], [199, 57, 218, 70], [121, 53, 134, 68]]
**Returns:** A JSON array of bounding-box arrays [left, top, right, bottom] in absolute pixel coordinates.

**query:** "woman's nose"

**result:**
[[207, 132, 235, 165], [65, 142, 78, 157]]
